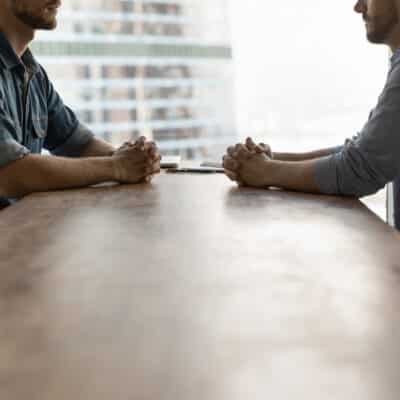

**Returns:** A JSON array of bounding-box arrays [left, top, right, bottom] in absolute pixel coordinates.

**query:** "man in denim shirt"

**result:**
[[0, 0, 161, 208], [223, 0, 400, 229]]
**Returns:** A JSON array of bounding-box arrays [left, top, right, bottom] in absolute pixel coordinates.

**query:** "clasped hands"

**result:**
[[111, 136, 274, 187], [222, 137, 273, 188], [112, 136, 161, 184]]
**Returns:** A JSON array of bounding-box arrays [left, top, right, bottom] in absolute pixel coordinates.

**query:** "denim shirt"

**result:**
[[315, 48, 400, 229], [0, 31, 94, 207]]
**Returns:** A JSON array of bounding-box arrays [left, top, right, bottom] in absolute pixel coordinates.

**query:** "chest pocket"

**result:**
[[29, 76, 48, 141], [31, 115, 48, 139], [26, 114, 48, 154]]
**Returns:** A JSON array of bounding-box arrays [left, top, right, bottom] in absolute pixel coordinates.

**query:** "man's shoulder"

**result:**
[[388, 61, 400, 86]]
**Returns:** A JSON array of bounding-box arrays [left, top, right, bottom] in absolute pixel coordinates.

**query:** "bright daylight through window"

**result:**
[[33, 0, 389, 219]]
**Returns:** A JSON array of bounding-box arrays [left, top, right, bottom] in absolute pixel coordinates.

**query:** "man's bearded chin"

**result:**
[[10, 3, 57, 30], [366, 14, 399, 44]]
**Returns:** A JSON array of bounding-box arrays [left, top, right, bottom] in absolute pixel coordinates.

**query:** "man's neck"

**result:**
[[0, 8, 34, 58], [386, 23, 400, 53], [389, 41, 400, 53]]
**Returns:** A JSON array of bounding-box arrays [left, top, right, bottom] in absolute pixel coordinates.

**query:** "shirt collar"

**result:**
[[0, 31, 39, 74], [390, 48, 400, 67]]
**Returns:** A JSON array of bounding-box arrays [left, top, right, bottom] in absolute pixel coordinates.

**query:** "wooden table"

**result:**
[[1, 174, 400, 400]]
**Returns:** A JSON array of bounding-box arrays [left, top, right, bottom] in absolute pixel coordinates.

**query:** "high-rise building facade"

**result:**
[[31, 0, 236, 159]]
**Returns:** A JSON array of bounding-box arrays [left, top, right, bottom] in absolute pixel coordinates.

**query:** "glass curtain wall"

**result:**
[[32, 0, 236, 160]]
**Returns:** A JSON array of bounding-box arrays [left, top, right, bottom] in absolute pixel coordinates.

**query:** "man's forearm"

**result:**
[[79, 137, 116, 157], [273, 146, 341, 162], [0, 154, 116, 198], [268, 159, 321, 193]]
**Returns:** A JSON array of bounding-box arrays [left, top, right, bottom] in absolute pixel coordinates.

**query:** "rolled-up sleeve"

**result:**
[[0, 108, 30, 168], [49, 122, 94, 157], [42, 67, 94, 157], [315, 79, 400, 198]]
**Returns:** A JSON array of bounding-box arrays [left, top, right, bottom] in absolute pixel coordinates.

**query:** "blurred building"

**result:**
[[31, 0, 236, 159]]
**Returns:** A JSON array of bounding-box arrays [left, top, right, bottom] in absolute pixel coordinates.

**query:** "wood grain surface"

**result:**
[[1, 174, 400, 400]]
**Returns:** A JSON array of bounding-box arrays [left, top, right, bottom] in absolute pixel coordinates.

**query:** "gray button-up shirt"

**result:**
[[315, 49, 400, 228], [0, 31, 94, 208]]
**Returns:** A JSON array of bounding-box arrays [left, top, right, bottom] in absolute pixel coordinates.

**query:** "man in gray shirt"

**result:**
[[223, 0, 400, 228], [0, 0, 161, 208]]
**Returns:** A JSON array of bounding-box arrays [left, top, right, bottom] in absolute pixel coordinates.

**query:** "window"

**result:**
[[230, 1, 388, 220], [32, 0, 235, 159], [33, 0, 389, 219]]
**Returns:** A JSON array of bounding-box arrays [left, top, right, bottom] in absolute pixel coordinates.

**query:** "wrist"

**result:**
[[109, 157, 122, 181], [263, 159, 280, 187], [91, 157, 117, 182]]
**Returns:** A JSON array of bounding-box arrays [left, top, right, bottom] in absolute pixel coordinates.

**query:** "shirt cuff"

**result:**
[[0, 139, 30, 169], [314, 154, 340, 195], [51, 123, 95, 157]]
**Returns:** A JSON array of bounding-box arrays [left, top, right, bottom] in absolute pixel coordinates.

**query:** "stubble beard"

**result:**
[[365, 8, 399, 44], [10, 1, 58, 30]]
